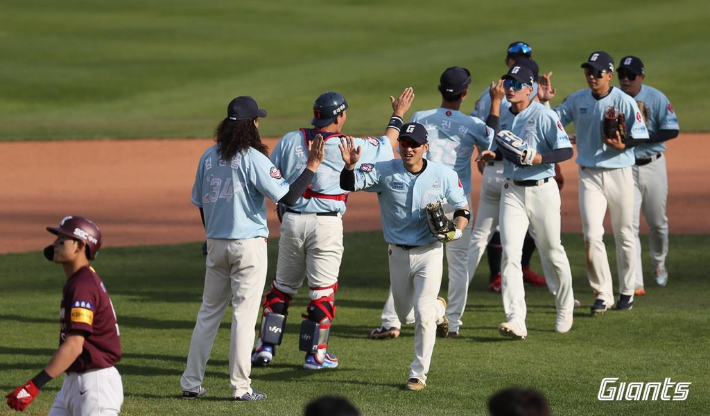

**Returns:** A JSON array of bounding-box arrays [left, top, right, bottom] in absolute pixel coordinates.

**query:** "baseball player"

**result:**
[[470, 46, 549, 293], [616, 56, 680, 294], [340, 122, 470, 391], [369, 67, 493, 339], [181, 96, 325, 402], [538, 51, 650, 314], [478, 64, 575, 339], [251, 88, 414, 370], [6, 216, 123, 415]]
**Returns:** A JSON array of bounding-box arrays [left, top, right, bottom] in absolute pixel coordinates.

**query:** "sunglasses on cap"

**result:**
[[617, 68, 638, 81], [398, 139, 423, 149], [584, 67, 609, 79], [503, 79, 532, 91], [507, 43, 532, 56]]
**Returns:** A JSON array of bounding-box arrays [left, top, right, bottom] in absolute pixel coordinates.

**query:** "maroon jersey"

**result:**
[[59, 265, 121, 373]]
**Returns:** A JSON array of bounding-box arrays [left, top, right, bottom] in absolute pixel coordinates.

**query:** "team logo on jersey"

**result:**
[[269, 167, 282, 179], [458, 179, 463, 188], [367, 137, 380, 146], [359, 163, 374, 173], [446, 110, 452, 117], [485, 126, 492, 137], [70, 301, 94, 325], [580, 108, 587, 114], [636, 112, 642, 122], [391, 181, 404, 190], [557, 121, 564, 131], [432, 181, 440, 189], [73, 301, 94, 310], [668, 103, 674, 113]]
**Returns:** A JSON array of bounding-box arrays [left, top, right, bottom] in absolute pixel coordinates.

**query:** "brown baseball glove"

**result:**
[[603, 107, 628, 143]]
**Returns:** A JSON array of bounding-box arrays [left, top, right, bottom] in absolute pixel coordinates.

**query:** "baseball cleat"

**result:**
[[634, 288, 646, 296], [436, 297, 449, 338], [447, 331, 460, 338], [616, 295, 634, 311], [233, 390, 266, 401], [368, 326, 401, 339], [405, 378, 426, 391], [498, 322, 527, 340], [303, 352, 339, 370], [574, 299, 581, 308], [488, 273, 502, 293], [654, 267, 668, 287], [251, 344, 274, 367], [590, 299, 609, 316], [522, 266, 547, 287], [555, 311, 573, 333], [182, 387, 206, 400]]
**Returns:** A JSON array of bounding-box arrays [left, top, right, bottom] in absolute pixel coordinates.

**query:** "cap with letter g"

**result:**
[[399, 122, 428, 144], [581, 51, 615, 73], [502, 64, 535, 85], [227, 96, 267, 121], [619, 56, 645, 75]]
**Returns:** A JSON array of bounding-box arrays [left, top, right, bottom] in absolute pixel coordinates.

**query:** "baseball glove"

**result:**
[[603, 107, 628, 143], [496, 130, 536, 166], [636, 100, 648, 124], [426, 200, 457, 243]]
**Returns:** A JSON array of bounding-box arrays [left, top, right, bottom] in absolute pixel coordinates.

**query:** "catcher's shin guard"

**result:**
[[299, 284, 337, 364], [254, 286, 292, 354]]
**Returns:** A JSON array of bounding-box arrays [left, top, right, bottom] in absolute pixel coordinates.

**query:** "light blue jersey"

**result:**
[[410, 108, 493, 194], [494, 102, 572, 181], [471, 84, 539, 120], [192, 145, 289, 239], [554, 87, 649, 168], [629, 85, 680, 158], [353, 159, 467, 246], [271, 129, 394, 214]]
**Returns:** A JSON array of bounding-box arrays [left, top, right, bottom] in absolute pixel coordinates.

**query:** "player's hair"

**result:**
[[214, 118, 269, 161], [488, 387, 550, 416], [438, 86, 465, 103]]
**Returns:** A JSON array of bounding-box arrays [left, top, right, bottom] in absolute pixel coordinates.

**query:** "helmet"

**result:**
[[507, 41, 532, 58], [47, 216, 102, 260], [311, 92, 348, 128]]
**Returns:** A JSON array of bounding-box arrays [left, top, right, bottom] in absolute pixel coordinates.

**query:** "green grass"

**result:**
[[1, 0, 709, 141], [0, 231, 708, 415]]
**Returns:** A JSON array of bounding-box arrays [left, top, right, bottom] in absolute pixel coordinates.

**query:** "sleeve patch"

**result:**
[[269, 166, 282, 179], [359, 163, 374, 173], [557, 121, 564, 130], [70, 308, 94, 325], [636, 112, 642, 122], [367, 137, 380, 146], [668, 103, 674, 113], [73, 301, 93, 310], [458, 179, 463, 188]]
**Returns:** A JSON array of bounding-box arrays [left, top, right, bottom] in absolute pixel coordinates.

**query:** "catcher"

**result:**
[[339, 122, 469, 391]]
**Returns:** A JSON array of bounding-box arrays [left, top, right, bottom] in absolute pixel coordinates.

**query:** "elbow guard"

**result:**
[[454, 209, 471, 222]]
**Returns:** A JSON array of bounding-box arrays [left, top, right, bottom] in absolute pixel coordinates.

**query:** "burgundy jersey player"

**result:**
[[5, 216, 124, 415]]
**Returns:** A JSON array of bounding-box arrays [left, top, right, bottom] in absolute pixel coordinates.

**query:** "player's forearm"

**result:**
[[279, 169, 316, 206], [339, 168, 356, 191], [625, 129, 678, 147], [486, 114, 500, 135], [540, 147, 573, 164], [44, 334, 84, 378]]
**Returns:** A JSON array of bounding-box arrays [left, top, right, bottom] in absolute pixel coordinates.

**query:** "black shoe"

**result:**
[[617, 295, 634, 311], [590, 299, 609, 316]]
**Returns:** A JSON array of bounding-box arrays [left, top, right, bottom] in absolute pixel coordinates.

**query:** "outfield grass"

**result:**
[[1, 0, 708, 141], [0, 232, 708, 415]]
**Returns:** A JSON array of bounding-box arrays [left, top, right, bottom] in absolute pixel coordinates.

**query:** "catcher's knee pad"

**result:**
[[255, 285, 292, 350], [299, 285, 337, 363]]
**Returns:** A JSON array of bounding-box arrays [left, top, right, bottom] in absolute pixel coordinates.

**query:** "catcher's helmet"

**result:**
[[47, 216, 102, 260], [311, 92, 348, 128]]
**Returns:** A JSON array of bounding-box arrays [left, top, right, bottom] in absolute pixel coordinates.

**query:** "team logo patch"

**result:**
[[636, 112, 642, 122], [269, 166, 282, 179], [73, 300, 94, 310], [391, 181, 405, 190], [359, 163, 374, 173], [668, 103, 674, 113], [580, 108, 587, 114], [457, 179, 463, 188], [446, 110, 452, 117], [70, 308, 94, 325], [485, 126, 491, 137], [432, 181, 440, 188], [557, 121, 564, 131], [367, 137, 380, 146], [504, 183, 509, 189]]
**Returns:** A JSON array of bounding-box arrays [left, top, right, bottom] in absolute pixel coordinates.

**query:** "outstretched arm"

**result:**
[[384, 87, 415, 152], [278, 134, 325, 205]]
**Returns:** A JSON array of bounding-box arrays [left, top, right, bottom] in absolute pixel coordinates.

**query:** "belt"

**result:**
[[395, 244, 419, 250], [512, 178, 550, 187], [285, 208, 338, 217], [487, 161, 502, 166], [635, 153, 662, 166]]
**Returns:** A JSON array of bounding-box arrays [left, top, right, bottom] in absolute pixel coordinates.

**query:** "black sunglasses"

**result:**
[[584, 67, 608, 79], [617, 69, 638, 81]]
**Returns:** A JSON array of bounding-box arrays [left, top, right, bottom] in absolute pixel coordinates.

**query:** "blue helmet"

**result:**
[[311, 92, 348, 128]]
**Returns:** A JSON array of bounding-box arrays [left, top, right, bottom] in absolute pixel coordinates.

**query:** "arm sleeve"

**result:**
[[340, 168, 356, 191], [624, 129, 679, 148], [540, 147, 574, 164], [486, 114, 500, 135], [278, 169, 315, 205]]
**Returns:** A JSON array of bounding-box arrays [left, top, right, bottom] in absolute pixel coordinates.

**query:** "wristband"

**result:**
[[387, 116, 403, 131], [31, 370, 53, 390]]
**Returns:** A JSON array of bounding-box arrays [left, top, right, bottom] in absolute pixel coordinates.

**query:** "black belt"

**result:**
[[635, 153, 662, 166], [512, 178, 550, 187], [487, 161, 502, 166], [285, 208, 338, 217], [395, 244, 419, 250]]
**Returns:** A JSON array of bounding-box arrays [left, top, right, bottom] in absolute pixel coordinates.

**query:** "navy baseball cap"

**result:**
[[502, 64, 535, 85], [581, 51, 615, 73], [515, 58, 540, 81], [439, 66, 471, 93], [227, 96, 267, 121], [619, 56, 645, 75], [399, 122, 428, 144]]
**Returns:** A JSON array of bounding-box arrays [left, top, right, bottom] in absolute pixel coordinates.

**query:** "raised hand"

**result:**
[[306, 134, 325, 171], [537, 71, 557, 103], [390, 87, 415, 117], [338, 136, 361, 169], [489, 79, 506, 102]]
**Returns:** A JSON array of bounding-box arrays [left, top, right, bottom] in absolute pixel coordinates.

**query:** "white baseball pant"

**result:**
[[181, 237, 268, 397], [632, 155, 669, 289], [49, 367, 123, 416], [388, 243, 445, 383], [579, 166, 637, 306], [499, 179, 574, 332]]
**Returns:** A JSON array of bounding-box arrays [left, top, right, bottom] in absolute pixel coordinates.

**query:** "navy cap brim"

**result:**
[[502, 73, 532, 84], [581, 62, 607, 71]]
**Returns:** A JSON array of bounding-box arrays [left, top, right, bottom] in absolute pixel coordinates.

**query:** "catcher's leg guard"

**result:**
[[299, 284, 337, 365], [253, 286, 291, 366]]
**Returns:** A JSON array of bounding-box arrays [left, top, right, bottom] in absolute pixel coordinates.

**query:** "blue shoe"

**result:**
[[617, 295, 634, 311], [251, 344, 274, 367], [654, 267, 668, 287], [590, 299, 609, 316], [303, 352, 339, 370], [233, 390, 266, 401]]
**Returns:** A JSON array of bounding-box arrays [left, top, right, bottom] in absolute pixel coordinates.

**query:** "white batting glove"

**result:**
[[437, 229, 463, 243]]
